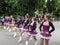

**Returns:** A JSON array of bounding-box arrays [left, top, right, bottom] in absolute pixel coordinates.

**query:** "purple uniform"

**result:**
[[28, 22, 37, 36], [22, 20, 29, 30], [8, 18, 12, 24], [39, 21, 55, 39], [4, 19, 9, 25], [15, 19, 23, 30]]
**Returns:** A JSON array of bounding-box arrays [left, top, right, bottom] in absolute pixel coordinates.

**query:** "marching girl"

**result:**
[[39, 16, 44, 24], [17, 15, 29, 42], [25, 17, 38, 45], [8, 15, 15, 32], [13, 16, 23, 37], [4, 16, 10, 30], [39, 14, 55, 45]]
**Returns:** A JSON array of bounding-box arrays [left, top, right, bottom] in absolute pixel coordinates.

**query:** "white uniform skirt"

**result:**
[[4, 22, 9, 26], [39, 34, 51, 39], [21, 26, 28, 31], [15, 26, 23, 30], [27, 31, 37, 36]]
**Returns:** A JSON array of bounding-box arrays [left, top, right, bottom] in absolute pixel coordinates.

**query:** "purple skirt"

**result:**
[[29, 31, 37, 34], [22, 26, 28, 30], [16, 25, 22, 28], [28, 30, 37, 36], [40, 33, 52, 39], [40, 33, 51, 37], [9, 22, 12, 24], [4, 22, 9, 25], [15, 25, 23, 30]]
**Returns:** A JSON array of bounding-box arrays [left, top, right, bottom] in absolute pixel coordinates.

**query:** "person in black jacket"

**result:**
[[39, 13, 55, 45], [25, 17, 38, 45]]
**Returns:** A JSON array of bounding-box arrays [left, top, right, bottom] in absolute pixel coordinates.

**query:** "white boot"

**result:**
[[25, 41, 28, 45], [9, 29, 11, 32], [4, 26, 6, 29], [17, 36, 22, 42], [13, 27, 15, 31], [7, 27, 9, 30], [34, 40, 38, 45], [22, 33, 24, 36], [29, 36, 32, 41], [13, 32, 17, 37]]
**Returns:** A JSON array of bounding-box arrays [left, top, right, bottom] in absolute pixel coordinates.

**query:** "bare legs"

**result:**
[[25, 35, 37, 45], [40, 38, 49, 45], [45, 39, 49, 45], [40, 38, 44, 45], [18, 30, 25, 42]]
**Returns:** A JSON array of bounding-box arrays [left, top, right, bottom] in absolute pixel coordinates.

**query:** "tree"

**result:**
[[46, 0, 56, 13], [0, 0, 7, 15], [0, 0, 60, 17]]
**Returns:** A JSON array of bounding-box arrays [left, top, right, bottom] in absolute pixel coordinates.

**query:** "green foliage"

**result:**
[[0, 0, 60, 17], [4, 0, 38, 16]]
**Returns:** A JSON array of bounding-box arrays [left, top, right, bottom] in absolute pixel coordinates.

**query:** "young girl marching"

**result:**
[[18, 15, 29, 42], [39, 13, 55, 45], [13, 16, 23, 37], [8, 15, 15, 32], [25, 17, 38, 45], [38, 16, 44, 24], [4, 16, 10, 30]]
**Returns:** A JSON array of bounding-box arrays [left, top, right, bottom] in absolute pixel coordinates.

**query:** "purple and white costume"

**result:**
[[28, 21, 37, 36], [22, 20, 29, 31], [39, 18, 44, 24], [4, 19, 9, 25], [8, 18, 14, 26], [39, 21, 55, 39], [15, 19, 23, 30]]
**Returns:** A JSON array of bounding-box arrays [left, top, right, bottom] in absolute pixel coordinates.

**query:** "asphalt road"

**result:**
[[0, 21, 60, 45]]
